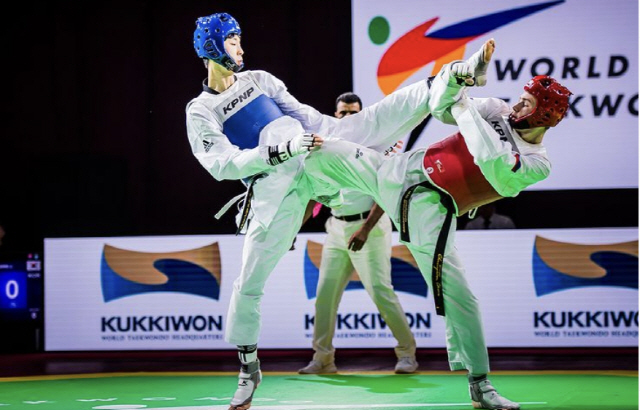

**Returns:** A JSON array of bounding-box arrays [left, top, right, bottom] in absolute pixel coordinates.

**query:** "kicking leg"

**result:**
[[306, 139, 385, 205], [465, 38, 496, 87], [321, 81, 431, 152]]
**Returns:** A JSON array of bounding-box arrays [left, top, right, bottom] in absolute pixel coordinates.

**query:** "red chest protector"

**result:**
[[422, 132, 502, 215]]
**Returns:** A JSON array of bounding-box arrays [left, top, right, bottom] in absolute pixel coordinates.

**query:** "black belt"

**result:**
[[235, 174, 266, 235], [333, 210, 370, 222], [400, 180, 455, 317]]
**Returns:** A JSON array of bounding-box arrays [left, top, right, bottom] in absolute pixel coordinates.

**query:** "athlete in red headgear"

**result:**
[[304, 40, 572, 410], [512, 75, 572, 128]]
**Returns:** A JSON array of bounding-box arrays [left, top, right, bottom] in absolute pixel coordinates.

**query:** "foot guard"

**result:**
[[229, 360, 262, 410], [469, 379, 520, 410]]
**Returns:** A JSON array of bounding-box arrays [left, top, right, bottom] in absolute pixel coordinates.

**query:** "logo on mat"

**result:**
[[371, 1, 565, 94], [101, 242, 221, 302], [303, 240, 427, 299], [532, 236, 638, 296]]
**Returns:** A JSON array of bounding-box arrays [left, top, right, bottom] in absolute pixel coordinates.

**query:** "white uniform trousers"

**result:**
[[225, 169, 314, 346], [312, 215, 416, 364], [224, 80, 435, 346], [306, 139, 490, 375]]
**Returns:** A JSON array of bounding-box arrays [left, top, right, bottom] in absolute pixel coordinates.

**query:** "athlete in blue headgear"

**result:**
[[194, 13, 244, 73], [186, 12, 492, 410]]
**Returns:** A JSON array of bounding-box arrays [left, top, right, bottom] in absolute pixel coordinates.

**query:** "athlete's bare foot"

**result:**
[[452, 38, 496, 86], [482, 38, 495, 64]]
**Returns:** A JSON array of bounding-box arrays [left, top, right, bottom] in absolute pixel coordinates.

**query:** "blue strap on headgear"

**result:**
[[193, 12, 243, 72]]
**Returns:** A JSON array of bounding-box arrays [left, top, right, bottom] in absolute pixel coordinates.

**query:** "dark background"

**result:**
[[1, 0, 637, 253]]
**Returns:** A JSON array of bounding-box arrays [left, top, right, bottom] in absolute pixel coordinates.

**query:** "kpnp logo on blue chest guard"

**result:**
[[223, 87, 255, 115], [218, 81, 285, 150]]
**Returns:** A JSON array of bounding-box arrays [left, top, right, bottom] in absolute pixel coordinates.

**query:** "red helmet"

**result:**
[[513, 75, 572, 128]]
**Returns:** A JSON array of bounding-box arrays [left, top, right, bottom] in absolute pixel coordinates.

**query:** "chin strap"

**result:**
[[508, 115, 531, 130]]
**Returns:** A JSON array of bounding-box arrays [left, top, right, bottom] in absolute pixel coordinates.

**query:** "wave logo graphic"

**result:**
[[303, 240, 427, 299], [532, 236, 638, 297], [373, 0, 564, 94], [101, 243, 221, 302]]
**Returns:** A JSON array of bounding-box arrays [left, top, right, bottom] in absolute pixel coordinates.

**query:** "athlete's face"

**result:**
[[335, 101, 361, 119], [510, 91, 537, 121], [224, 34, 244, 67]]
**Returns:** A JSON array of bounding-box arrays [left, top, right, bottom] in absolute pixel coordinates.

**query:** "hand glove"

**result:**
[[451, 62, 475, 86], [288, 133, 315, 156], [263, 133, 315, 166]]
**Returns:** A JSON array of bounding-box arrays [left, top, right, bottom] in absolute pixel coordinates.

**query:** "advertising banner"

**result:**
[[352, 0, 638, 190], [44, 228, 637, 351]]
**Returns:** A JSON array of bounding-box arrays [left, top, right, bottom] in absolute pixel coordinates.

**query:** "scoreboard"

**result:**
[[0, 251, 43, 352]]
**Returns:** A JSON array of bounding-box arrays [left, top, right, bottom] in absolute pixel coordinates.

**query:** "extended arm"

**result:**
[[187, 101, 320, 181], [451, 98, 551, 197], [427, 63, 468, 125], [254, 70, 429, 152]]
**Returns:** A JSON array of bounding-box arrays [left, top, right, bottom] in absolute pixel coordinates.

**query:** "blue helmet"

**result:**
[[193, 13, 243, 72]]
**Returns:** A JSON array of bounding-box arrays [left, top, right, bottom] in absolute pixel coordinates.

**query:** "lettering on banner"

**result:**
[[100, 315, 224, 344], [533, 310, 639, 339], [304, 312, 432, 339], [495, 56, 638, 118]]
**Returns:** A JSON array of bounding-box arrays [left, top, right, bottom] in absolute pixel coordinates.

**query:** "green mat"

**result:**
[[0, 371, 636, 410]]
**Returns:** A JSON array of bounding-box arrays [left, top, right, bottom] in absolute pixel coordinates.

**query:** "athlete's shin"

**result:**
[[238, 344, 258, 364]]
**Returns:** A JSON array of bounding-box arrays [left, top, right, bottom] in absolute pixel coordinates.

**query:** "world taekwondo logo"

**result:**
[[532, 236, 638, 297], [101, 243, 222, 302], [371, 0, 565, 94], [303, 240, 427, 299]]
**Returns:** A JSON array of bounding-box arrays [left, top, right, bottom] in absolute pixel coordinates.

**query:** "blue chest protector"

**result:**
[[223, 95, 285, 150]]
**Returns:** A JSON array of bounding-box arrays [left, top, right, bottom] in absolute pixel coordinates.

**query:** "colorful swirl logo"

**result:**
[[532, 236, 638, 296], [101, 243, 221, 302], [372, 0, 565, 94]]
